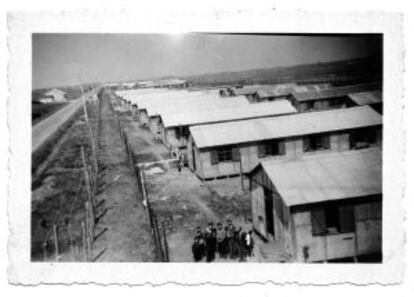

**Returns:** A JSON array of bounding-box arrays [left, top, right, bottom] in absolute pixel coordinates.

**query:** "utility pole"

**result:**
[[79, 73, 99, 183]]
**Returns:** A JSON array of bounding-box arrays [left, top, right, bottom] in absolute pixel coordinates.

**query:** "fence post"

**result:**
[[67, 221, 75, 261], [85, 201, 94, 244], [81, 221, 89, 262], [81, 146, 95, 211], [52, 224, 60, 261], [153, 217, 164, 261], [161, 220, 169, 262], [42, 242, 48, 262], [81, 92, 99, 178]]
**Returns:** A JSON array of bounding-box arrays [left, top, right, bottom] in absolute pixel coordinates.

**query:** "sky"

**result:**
[[32, 34, 382, 89]]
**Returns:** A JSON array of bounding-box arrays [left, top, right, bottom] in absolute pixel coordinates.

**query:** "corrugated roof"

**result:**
[[348, 90, 383, 105], [163, 99, 297, 128], [259, 149, 382, 206], [190, 106, 382, 148], [292, 83, 380, 102]]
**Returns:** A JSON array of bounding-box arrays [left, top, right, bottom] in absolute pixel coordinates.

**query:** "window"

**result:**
[[174, 126, 190, 139], [211, 146, 240, 164], [325, 204, 340, 233], [330, 97, 347, 109], [302, 101, 315, 111], [218, 146, 233, 162], [350, 127, 378, 149], [311, 204, 355, 236], [303, 134, 330, 152], [258, 140, 286, 158]]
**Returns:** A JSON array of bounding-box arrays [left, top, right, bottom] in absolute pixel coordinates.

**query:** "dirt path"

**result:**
[[32, 97, 83, 153], [119, 114, 171, 163], [92, 92, 155, 262], [189, 190, 220, 222]]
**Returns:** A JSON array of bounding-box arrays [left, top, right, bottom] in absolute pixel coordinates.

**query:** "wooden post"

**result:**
[[42, 242, 48, 262], [140, 169, 152, 225], [81, 221, 89, 262], [161, 221, 169, 262], [153, 217, 164, 261], [85, 201, 94, 243], [240, 159, 244, 191], [85, 202, 92, 261], [52, 224, 60, 261], [80, 79, 99, 178], [81, 146, 95, 210], [67, 221, 75, 261]]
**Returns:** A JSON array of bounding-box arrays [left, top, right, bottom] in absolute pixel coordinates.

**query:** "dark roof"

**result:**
[[291, 83, 381, 102]]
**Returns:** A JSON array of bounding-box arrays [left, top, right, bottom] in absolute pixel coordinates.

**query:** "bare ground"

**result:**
[[144, 164, 253, 262], [92, 91, 156, 262]]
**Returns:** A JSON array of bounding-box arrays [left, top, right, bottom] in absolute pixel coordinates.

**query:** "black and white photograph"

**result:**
[[30, 33, 383, 263], [6, 10, 405, 286]]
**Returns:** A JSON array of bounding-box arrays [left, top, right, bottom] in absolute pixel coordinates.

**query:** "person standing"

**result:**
[[228, 222, 238, 259], [231, 226, 241, 260], [177, 152, 184, 173], [192, 228, 205, 262], [222, 225, 230, 259], [245, 230, 255, 257], [205, 223, 216, 262], [216, 223, 226, 258], [239, 231, 247, 262]]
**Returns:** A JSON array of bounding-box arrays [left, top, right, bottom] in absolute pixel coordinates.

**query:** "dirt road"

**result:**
[[32, 97, 83, 152]]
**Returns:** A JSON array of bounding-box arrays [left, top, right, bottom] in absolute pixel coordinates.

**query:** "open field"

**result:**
[[183, 57, 382, 88]]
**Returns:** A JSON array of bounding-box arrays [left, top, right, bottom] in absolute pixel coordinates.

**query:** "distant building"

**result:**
[[228, 85, 264, 100], [187, 106, 382, 180], [348, 90, 383, 114], [252, 85, 294, 103], [38, 88, 67, 103], [288, 83, 380, 112], [248, 149, 382, 262], [252, 83, 333, 103]]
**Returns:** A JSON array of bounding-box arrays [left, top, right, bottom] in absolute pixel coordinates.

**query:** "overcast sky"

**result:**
[[32, 34, 381, 89]]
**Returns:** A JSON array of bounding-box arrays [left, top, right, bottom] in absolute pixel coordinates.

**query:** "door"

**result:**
[[264, 188, 275, 237]]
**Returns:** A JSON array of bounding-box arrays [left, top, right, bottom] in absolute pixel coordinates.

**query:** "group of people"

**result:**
[[191, 220, 255, 262]]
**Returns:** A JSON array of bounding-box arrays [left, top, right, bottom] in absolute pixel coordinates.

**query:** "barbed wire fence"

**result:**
[[38, 90, 104, 262], [109, 93, 170, 262]]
